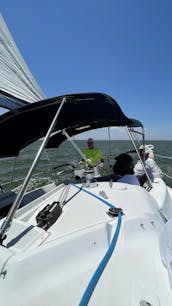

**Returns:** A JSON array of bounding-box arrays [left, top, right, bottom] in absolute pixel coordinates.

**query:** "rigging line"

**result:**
[[44, 150, 51, 162], [2, 171, 46, 186], [64, 188, 82, 206], [131, 129, 142, 147], [58, 184, 71, 207], [163, 173, 172, 180], [45, 150, 55, 179], [107, 126, 112, 154], [10, 156, 17, 184], [107, 127, 113, 169], [154, 154, 172, 160]]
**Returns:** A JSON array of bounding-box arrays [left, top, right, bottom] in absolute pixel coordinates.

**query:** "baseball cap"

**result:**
[[114, 153, 133, 165], [113, 153, 134, 175]]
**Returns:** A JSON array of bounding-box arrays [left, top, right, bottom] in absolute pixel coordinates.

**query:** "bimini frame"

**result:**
[[0, 97, 66, 244]]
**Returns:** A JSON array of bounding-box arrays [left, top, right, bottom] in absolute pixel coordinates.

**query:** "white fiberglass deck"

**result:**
[[0, 180, 172, 305]]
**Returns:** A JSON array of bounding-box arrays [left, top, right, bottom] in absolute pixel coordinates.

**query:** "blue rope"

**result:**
[[72, 184, 115, 208], [72, 184, 122, 306]]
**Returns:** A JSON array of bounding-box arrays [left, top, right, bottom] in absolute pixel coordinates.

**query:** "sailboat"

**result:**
[[0, 14, 172, 306], [0, 14, 49, 215], [0, 92, 172, 305]]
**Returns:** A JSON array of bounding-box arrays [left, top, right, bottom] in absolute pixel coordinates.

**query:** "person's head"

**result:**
[[87, 138, 94, 149], [139, 148, 149, 160], [139, 144, 154, 160], [113, 153, 134, 176], [139, 145, 150, 160]]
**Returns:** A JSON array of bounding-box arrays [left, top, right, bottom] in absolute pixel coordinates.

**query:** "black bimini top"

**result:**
[[0, 92, 143, 157], [0, 90, 29, 110]]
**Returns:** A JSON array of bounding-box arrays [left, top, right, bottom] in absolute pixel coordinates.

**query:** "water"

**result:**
[[1, 140, 172, 190]]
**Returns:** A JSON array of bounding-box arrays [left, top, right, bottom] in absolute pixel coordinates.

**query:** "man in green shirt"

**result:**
[[83, 138, 103, 167]]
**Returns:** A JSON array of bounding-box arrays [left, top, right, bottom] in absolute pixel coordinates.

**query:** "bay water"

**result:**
[[1, 140, 172, 190]]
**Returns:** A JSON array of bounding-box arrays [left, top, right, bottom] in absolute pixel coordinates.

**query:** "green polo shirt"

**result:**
[[83, 148, 103, 166]]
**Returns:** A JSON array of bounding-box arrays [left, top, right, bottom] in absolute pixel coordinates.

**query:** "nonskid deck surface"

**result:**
[[11, 181, 163, 240], [0, 181, 172, 305]]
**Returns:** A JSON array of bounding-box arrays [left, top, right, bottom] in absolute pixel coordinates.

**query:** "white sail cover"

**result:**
[[0, 14, 45, 104]]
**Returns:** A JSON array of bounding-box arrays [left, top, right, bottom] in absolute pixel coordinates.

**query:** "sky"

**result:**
[[1, 0, 172, 140]]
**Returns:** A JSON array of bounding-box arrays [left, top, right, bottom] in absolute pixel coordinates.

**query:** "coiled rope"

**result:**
[[72, 184, 122, 306]]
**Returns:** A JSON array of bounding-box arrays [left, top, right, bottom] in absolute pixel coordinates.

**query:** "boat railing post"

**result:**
[[125, 126, 153, 188], [0, 97, 66, 244]]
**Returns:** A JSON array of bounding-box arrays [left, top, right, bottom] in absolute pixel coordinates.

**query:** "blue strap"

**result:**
[[72, 184, 122, 306]]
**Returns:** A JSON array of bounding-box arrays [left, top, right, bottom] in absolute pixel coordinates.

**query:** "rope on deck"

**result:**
[[72, 184, 122, 306]]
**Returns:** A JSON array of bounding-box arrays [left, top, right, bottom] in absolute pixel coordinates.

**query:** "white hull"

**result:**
[[1, 179, 172, 305]]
